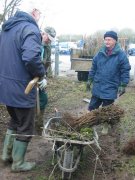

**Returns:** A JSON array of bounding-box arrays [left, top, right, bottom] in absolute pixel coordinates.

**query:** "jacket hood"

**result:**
[[2, 11, 38, 31]]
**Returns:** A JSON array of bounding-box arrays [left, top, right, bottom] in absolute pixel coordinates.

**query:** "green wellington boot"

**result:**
[[1, 129, 15, 163], [11, 140, 36, 172]]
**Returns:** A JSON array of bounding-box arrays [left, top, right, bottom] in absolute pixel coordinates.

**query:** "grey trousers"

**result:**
[[6, 106, 35, 142]]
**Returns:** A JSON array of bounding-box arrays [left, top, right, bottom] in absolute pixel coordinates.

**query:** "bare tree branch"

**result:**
[[0, 0, 22, 23]]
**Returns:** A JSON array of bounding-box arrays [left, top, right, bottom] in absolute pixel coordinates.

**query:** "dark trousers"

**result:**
[[6, 106, 35, 142], [88, 96, 114, 111]]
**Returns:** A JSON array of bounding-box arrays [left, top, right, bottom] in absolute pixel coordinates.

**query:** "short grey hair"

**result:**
[[19, 0, 41, 14]]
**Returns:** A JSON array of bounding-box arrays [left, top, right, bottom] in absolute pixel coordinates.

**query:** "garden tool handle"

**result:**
[[25, 77, 39, 94], [36, 86, 40, 116]]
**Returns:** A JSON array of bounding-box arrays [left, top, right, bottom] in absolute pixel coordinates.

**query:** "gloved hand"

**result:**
[[86, 77, 93, 91], [118, 84, 126, 96], [38, 78, 47, 90]]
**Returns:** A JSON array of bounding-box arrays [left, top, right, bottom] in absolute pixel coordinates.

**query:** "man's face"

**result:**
[[32, 8, 41, 22], [104, 37, 116, 49], [42, 32, 51, 44]]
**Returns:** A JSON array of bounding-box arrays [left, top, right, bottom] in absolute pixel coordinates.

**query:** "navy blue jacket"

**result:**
[[0, 11, 45, 107], [88, 43, 131, 99]]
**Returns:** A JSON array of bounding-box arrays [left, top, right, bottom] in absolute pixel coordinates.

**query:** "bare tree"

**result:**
[[0, 0, 22, 24]]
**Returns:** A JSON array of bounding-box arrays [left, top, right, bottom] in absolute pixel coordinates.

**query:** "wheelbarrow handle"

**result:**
[[25, 77, 39, 94]]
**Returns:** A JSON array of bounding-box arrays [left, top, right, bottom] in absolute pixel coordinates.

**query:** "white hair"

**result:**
[[19, 0, 42, 14]]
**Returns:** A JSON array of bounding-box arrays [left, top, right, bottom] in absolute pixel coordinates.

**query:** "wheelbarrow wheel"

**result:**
[[57, 144, 83, 179], [62, 148, 74, 180]]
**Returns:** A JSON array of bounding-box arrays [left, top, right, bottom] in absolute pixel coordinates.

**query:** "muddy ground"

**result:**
[[0, 75, 135, 180]]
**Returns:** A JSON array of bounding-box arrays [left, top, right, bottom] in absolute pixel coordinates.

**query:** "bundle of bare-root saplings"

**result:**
[[48, 105, 124, 141]]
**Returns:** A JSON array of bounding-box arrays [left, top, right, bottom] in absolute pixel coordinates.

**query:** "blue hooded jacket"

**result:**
[[88, 43, 131, 99], [0, 11, 45, 107]]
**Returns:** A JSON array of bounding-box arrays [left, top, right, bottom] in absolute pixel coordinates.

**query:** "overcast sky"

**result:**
[[1, 0, 135, 35]]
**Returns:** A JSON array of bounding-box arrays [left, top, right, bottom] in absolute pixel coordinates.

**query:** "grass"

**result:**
[[118, 91, 135, 143]]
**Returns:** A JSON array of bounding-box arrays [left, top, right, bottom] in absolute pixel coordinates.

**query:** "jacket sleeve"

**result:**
[[21, 30, 45, 78], [43, 44, 51, 62], [119, 52, 131, 85], [88, 55, 98, 80], [42, 44, 52, 71]]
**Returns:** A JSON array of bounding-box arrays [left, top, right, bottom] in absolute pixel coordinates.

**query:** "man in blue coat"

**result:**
[[87, 31, 131, 110], [0, 5, 47, 172], [87, 31, 131, 132]]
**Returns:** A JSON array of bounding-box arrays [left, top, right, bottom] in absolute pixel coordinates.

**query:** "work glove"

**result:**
[[86, 77, 93, 91], [118, 83, 126, 96], [38, 78, 47, 90]]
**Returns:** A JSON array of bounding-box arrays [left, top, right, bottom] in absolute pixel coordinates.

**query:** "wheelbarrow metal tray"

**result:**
[[43, 116, 95, 145]]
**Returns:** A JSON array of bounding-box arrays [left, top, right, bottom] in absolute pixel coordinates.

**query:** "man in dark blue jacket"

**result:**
[[87, 31, 131, 110], [0, 6, 46, 172], [87, 31, 131, 133]]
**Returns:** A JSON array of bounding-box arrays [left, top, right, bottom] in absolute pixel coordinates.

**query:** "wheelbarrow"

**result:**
[[43, 116, 100, 179]]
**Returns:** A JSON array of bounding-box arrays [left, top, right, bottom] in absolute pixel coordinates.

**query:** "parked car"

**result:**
[[128, 48, 135, 80], [51, 42, 56, 54], [59, 42, 71, 55], [51, 40, 59, 54]]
